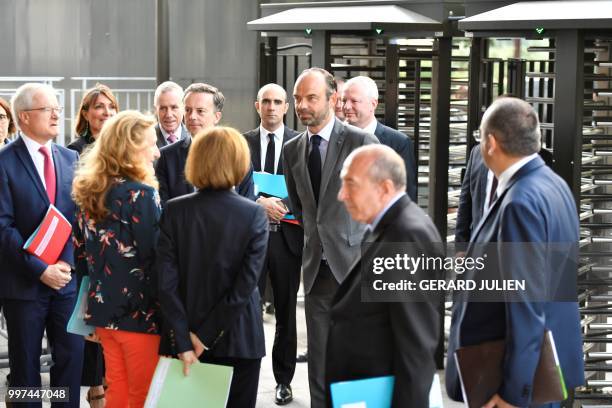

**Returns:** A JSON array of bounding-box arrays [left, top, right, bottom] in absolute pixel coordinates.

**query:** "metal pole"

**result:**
[[384, 43, 399, 129], [156, 0, 170, 85]]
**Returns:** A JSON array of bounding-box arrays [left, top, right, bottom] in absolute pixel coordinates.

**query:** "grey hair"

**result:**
[[481, 96, 541, 156], [345, 76, 379, 100], [257, 83, 287, 102], [11, 83, 56, 128], [345, 144, 406, 190], [154, 81, 184, 106], [184, 83, 225, 112]]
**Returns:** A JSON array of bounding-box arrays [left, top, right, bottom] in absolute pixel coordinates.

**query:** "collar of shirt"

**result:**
[[368, 192, 406, 232], [496, 152, 539, 196], [363, 118, 378, 135], [307, 115, 335, 142], [259, 124, 284, 144], [160, 124, 182, 142], [21, 132, 53, 188]]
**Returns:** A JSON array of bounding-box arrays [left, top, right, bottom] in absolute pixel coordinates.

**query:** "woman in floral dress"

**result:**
[[72, 110, 161, 408]]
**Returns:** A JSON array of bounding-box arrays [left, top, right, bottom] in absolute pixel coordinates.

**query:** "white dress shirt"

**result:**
[[363, 118, 378, 135], [259, 124, 284, 173], [21, 133, 53, 189], [497, 153, 539, 197]]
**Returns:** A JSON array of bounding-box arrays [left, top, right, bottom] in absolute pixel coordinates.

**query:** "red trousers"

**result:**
[[97, 328, 160, 408]]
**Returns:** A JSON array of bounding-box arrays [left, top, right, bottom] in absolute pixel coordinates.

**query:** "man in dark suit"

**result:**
[[446, 97, 584, 408], [243, 83, 302, 405], [154, 81, 190, 149], [155, 83, 254, 205], [342, 75, 417, 201], [327, 144, 440, 407], [283, 67, 378, 407], [0, 83, 83, 408]]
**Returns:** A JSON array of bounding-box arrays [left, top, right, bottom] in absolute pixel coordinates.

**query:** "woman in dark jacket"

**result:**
[[0, 97, 15, 146], [157, 126, 268, 408], [68, 84, 118, 154], [73, 111, 161, 408]]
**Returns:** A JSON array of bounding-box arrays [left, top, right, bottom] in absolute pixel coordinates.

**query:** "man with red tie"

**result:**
[[0, 83, 83, 408]]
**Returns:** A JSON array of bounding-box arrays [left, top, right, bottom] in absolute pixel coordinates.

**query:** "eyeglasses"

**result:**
[[0, 114, 8, 121], [24, 107, 64, 115]]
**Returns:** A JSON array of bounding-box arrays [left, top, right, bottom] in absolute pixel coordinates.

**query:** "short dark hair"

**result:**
[[482, 96, 541, 156], [0, 97, 16, 135], [184, 83, 225, 112], [299, 67, 336, 99]]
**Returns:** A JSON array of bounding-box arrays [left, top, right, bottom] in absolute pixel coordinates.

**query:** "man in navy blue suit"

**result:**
[[446, 97, 584, 408], [0, 83, 83, 407], [341, 75, 417, 201]]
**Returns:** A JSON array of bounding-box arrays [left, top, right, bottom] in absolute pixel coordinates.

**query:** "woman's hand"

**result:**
[[84, 332, 101, 343], [178, 350, 198, 376]]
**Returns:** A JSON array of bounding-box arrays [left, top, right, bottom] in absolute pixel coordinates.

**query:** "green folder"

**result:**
[[144, 357, 233, 408]]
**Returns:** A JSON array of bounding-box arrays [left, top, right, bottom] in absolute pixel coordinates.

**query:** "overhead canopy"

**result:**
[[247, 5, 442, 32], [459, 0, 612, 31]]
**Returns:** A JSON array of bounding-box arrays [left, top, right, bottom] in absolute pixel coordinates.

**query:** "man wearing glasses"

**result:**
[[0, 83, 83, 408]]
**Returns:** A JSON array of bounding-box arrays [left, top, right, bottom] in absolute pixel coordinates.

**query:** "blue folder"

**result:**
[[253, 172, 288, 199], [66, 275, 96, 336], [330, 374, 443, 408]]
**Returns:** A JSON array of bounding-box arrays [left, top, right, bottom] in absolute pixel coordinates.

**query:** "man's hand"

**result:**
[[39, 263, 72, 290], [178, 350, 198, 376], [257, 196, 288, 223], [483, 394, 518, 408], [189, 331, 206, 358], [85, 332, 101, 343]]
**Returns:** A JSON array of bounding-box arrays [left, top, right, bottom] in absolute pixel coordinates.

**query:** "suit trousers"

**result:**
[[259, 227, 302, 385], [96, 328, 160, 408], [305, 262, 340, 408], [200, 355, 262, 408], [3, 291, 84, 408]]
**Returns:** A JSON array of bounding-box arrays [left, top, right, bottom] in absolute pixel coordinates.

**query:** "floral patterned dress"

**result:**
[[73, 178, 162, 334]]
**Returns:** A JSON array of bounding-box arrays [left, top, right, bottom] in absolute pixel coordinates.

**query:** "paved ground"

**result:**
[[0, 299, 462, 407]]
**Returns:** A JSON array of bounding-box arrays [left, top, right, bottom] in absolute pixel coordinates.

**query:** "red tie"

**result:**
[[39, 146, 56, 204]]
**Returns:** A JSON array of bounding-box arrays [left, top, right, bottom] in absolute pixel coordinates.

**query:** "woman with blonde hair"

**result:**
[[73, 110, 161, 408], [157, 126, 268, 408]]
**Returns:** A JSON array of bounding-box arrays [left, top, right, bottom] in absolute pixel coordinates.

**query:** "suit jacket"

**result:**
[[374, 122, 417, 201], [243, 125, 303, 256], [283, 119, 379, 293], [446, 157, 584, 407], [66, 131, 95, 155], [326, 195, 441, 407], [155, 123, 190, 149], [157, 189, 268, 359], [0, 135, 79, 300], [154, 135, 255, 205], [455, 145, 556, 245], [454, 144, 488, 244], [73, 180, 161, 334]]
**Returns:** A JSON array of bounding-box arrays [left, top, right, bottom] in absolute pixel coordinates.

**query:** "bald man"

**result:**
[[327, 145, 441, 407]]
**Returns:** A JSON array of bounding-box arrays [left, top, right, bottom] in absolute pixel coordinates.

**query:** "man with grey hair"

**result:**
[[155, 83, 254, 205], [0, 83, 83, 407], [342, 75, 417, 201], [154, 80, 188, 148], [446, 97, 584, 408], [327, 144, 441, 407]]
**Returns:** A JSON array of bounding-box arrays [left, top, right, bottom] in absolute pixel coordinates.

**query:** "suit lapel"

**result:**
[[51, 145, 65, 206], [320, 119, 345, 199], [277, 126, 293, 175], [14, 136, 49, 204], [293, 131, 317, 206], [248, 129, 262, 172]]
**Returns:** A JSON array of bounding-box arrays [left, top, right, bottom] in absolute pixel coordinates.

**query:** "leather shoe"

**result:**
[[296, 351, 308, 363], [275, 383, 293, 405]]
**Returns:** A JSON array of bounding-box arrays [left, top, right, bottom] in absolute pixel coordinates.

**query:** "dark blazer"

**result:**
[[243, 125, 303, 256], [326, 195, 441, 407], [66, 131, 95, 155], [0, 135, 79, 300], [283, 119, 379, 292], [454, 144, 488, 244], [73, 179, 161, 334], [157, 189, 268, 359], [154, 135, 255, 205], [374, 122, 417, 201], [446, 157, 585, 407], [155, 123, 190, 149]]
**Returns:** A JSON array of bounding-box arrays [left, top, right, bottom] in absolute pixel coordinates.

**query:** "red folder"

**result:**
[[23, 204, 72, 265]]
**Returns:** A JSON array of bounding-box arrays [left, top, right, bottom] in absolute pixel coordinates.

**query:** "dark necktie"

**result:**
[[39, 146, 56, 204], [308, 135, 322, 204], [488, 176, 498, 208], [264, 133, 276, 174]]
